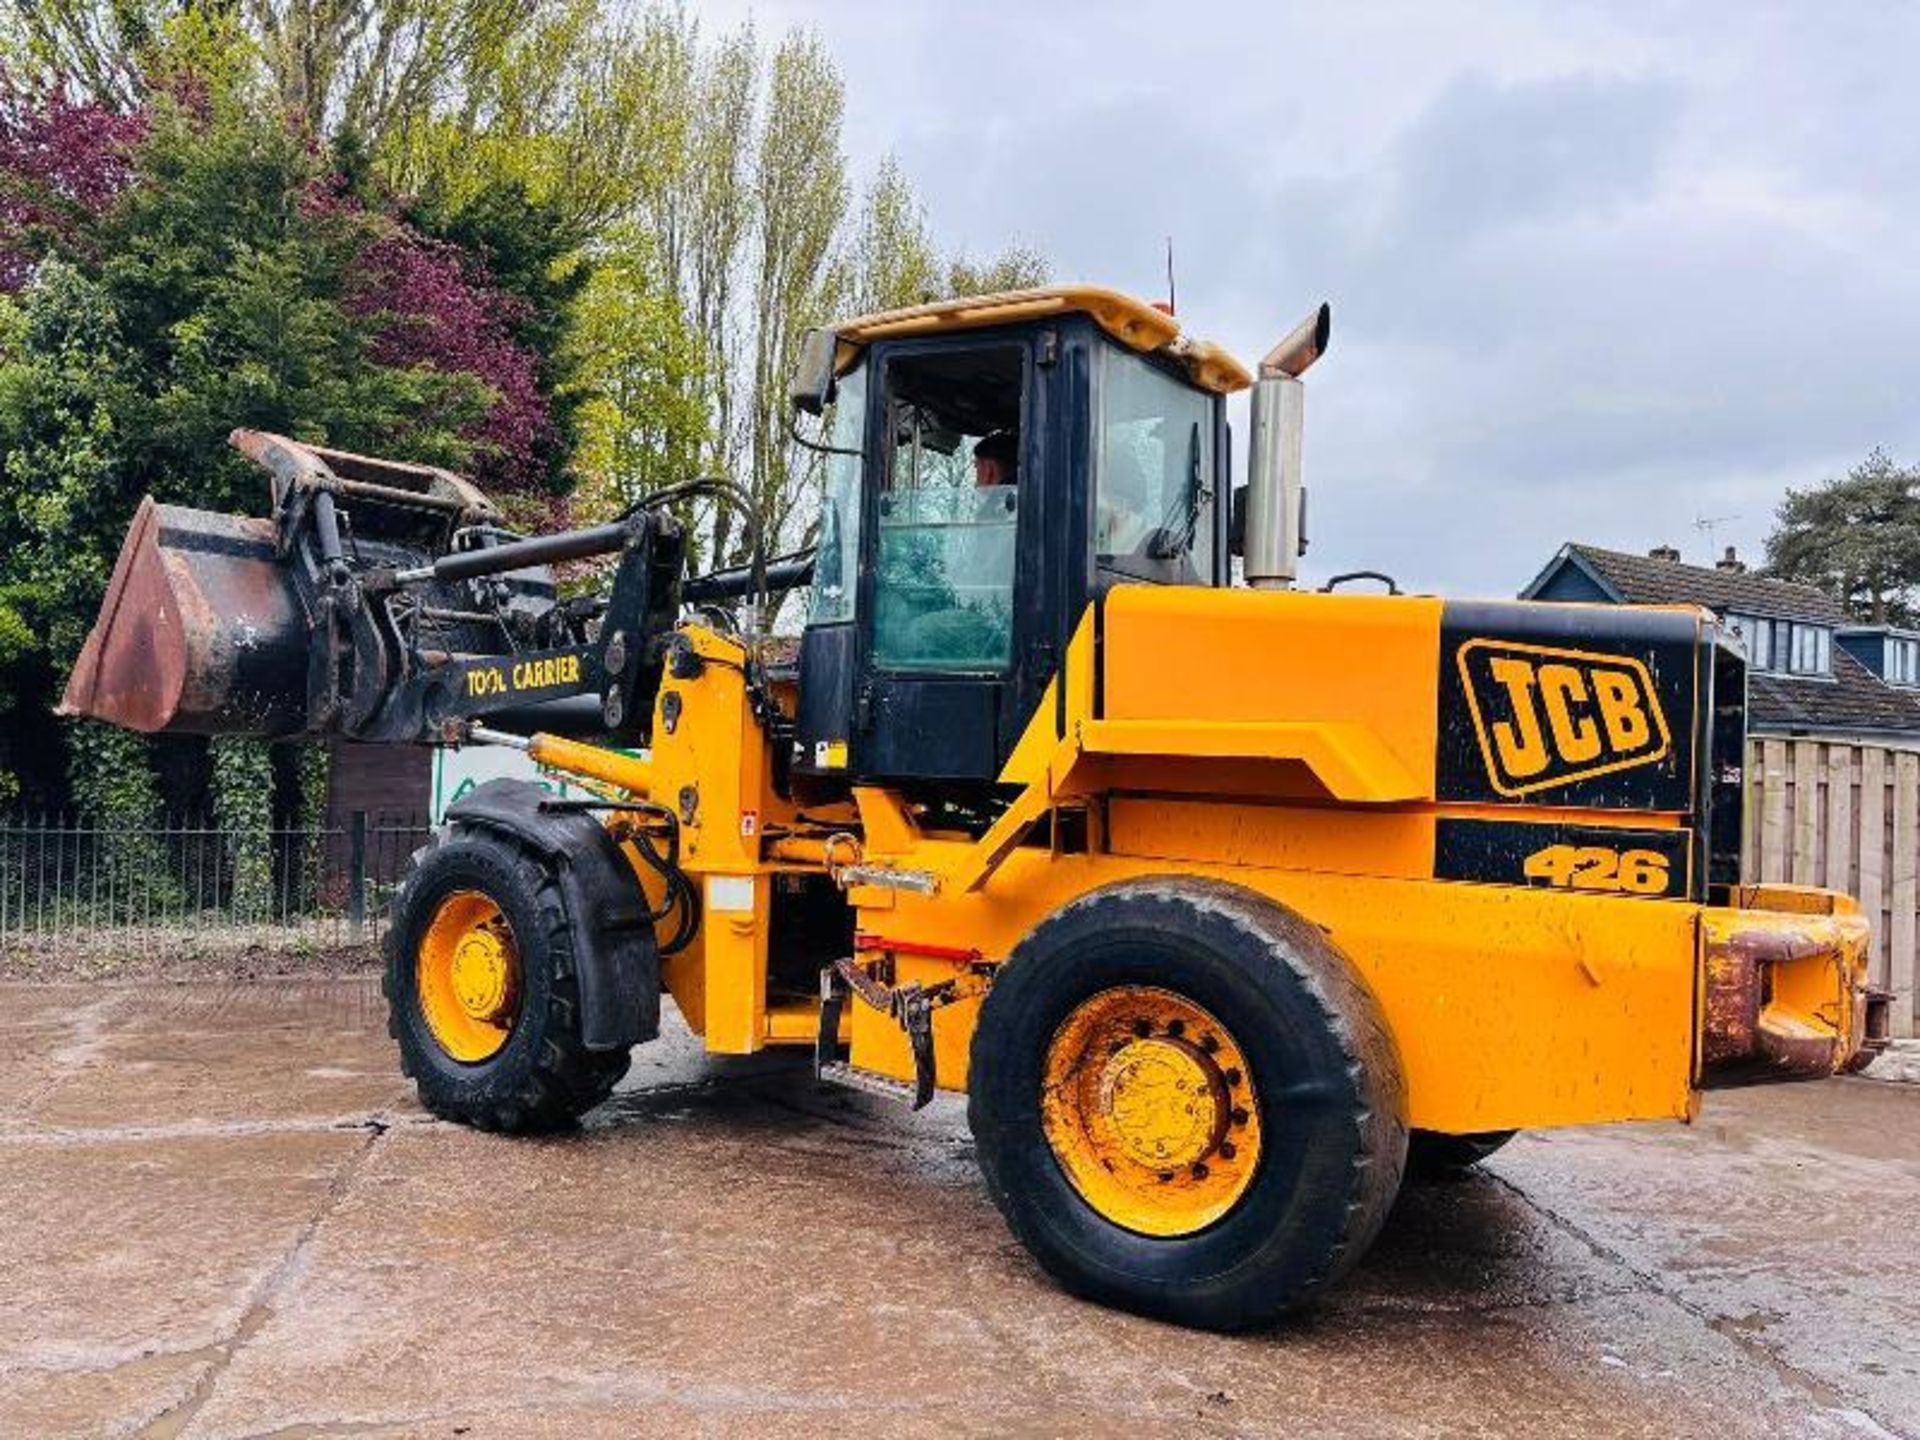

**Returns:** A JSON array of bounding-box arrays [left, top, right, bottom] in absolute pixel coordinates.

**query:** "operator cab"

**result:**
[[787, 287, 1257, 801]]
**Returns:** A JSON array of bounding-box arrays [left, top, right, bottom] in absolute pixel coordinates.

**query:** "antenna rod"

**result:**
[[1165, 236, 1177, 316]]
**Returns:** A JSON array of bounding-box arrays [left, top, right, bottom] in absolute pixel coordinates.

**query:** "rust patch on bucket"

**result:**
[[59, 496, 308, 735]]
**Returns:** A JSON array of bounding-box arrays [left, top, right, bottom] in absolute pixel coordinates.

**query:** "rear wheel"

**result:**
[[968, 878, 1406, 1331], [384, 827, 629, 1131]]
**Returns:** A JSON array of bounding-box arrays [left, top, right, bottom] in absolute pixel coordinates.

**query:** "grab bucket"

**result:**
[[59, 495, 310, 736]]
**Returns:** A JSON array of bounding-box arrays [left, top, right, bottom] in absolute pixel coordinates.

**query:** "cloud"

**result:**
[[1387, 72, 1681, 245], [698, 1, 1920, 597]]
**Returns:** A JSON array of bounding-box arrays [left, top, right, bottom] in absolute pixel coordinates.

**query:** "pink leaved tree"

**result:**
[[0, 75, 145, 292]]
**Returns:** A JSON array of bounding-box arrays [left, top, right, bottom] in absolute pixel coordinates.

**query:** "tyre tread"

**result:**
[[968, 875, 1407, 1329], [382, 823, 629, 1133]]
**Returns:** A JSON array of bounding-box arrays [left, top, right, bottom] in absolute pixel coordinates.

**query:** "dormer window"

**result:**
[[1789, 624, 1831, 676], [1889, 636, 1920, 687], [1726, 613, 1830, 677]]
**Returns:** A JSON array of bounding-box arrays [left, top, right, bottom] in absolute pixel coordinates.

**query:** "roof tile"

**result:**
[[1567, 544, 1850, 624], [1537, 545, 1920, 734]]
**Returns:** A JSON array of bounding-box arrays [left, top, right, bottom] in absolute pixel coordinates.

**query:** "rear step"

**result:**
[[813, 956, 939, 1109]]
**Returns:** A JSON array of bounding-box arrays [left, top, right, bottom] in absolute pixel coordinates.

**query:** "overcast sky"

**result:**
[[702, 1, 1920, 598]]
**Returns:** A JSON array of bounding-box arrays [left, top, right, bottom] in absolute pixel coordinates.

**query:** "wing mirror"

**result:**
[[790, 327, 839, 416]]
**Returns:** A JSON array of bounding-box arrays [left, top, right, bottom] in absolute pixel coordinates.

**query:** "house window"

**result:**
[[1889, 637, 1920, 687], [1788, 623, 1830, 676], [1726, 613, 1828, 677], [1727, 613, 1772, 670]]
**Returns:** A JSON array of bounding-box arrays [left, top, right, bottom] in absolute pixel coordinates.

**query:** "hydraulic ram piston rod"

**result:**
[[394, 521, 632, 586], [469, 724, 654, 796]]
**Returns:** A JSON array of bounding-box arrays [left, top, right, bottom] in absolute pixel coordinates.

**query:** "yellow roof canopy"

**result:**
[[832, 285, 1253, 395]]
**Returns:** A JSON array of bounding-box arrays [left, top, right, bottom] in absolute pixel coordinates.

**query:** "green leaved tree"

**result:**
[[1765, 449, 1920, 625]]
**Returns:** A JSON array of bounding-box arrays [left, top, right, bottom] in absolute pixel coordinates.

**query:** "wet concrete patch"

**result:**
[[1492, 1085, 1920, 1436], [1, 977, 1914, 1437], [0, 1349, 213, 1440], [0, 1124, 376, 1440], [10, 978, 414, 1131], [190, 1077, 1859, 1439]]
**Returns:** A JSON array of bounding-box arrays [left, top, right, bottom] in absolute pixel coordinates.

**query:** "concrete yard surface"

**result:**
[[1, 975, 1915, 1438]]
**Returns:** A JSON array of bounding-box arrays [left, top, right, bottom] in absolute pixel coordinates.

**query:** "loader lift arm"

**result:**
[[61, 429, 804, 748]]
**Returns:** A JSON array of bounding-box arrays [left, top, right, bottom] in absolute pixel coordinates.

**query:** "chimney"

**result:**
[[1716, 545, 1746, 574], [1648, 544, 1680, 562]]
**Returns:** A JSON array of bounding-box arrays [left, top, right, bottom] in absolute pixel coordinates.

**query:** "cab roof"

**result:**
[[832, 285, 1253, 395]]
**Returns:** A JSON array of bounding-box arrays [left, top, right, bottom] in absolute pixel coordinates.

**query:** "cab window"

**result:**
[[806, 363, 867, 625], [871, 346, 1024, 672], [1096, 349, 1217, 585]]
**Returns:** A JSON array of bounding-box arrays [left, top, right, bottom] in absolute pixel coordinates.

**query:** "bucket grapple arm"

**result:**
[[60, 429, 687, 745]]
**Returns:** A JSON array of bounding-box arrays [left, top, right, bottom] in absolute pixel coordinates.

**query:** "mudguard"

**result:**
[[445, 778, 659, 1051]]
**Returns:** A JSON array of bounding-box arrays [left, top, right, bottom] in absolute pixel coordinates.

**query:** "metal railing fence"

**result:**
[[0, 809, 431, 961]]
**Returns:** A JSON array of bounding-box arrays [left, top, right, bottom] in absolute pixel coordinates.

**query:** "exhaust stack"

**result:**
[[1243, 303, 1330, 591]]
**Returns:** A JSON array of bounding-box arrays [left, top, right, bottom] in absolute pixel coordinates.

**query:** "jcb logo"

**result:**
[[1457, 640, 1671, 797]]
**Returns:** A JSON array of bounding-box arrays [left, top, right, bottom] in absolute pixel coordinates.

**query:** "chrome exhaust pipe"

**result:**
[[1243, 304, 1330, 590]]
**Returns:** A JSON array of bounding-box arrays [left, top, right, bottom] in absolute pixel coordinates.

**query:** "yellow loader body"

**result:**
[[545, 584, 1873, 1136]]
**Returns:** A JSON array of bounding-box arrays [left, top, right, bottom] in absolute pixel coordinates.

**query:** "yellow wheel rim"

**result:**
[[416, 890, 522, 1063], [1040, 986, 1262, 1237]]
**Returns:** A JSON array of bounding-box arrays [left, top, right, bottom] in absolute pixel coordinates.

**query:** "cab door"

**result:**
[[853, 336, 1039, 783]]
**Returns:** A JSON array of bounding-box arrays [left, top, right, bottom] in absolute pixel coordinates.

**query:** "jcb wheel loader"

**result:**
[[63, 286, 1887, 1330]]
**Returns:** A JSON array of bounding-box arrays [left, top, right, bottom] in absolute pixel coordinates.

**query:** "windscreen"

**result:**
[[1096, 349, 1217, 586]]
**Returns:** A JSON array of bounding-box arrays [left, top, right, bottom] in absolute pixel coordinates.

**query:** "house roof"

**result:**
[[1524, 543, 1920, 737], [1749, 648, 1920, 734], [1539, 544, 1851, 624]]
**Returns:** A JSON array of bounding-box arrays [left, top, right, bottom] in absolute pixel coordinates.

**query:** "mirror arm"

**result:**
[[786, 412, 862, 459]]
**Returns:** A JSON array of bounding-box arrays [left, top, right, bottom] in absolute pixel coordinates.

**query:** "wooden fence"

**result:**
[[1743, 736, 1918, 1037]]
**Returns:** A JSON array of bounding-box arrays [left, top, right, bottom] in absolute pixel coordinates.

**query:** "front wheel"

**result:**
[[968, 878, 1407, 1331], [384, 826, 629, 1132]]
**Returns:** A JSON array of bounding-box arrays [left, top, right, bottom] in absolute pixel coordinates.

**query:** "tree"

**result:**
[[403, 178, 592, 490], [0, 262, 144, 804], [744, 30, 847, 559], [850, 153, 938, 316], [945, 244, 1050, 298], [6, 0, 1050, 598], [1765, 449, 1920, 625], [2, 1, 546, 148], [89, 89, 494, 505], [0, 82, 541, 801], [566, 221, 707, 518], [0, 72, 145, 290], [0, 0, 167, 109]]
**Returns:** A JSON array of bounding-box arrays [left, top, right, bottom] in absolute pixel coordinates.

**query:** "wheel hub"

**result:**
[[1040, 985, 1263, 1238], [1098, 1036, 1228, 1170], [450, 930, 513, 1022], [416, 890, 522, 1063]]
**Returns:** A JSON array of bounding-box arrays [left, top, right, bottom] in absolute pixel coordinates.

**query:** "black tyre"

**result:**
[[968, 877, 1406, 1331], [1405, 1129, 1516, 1178], [383, 826, 629, 1131]]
